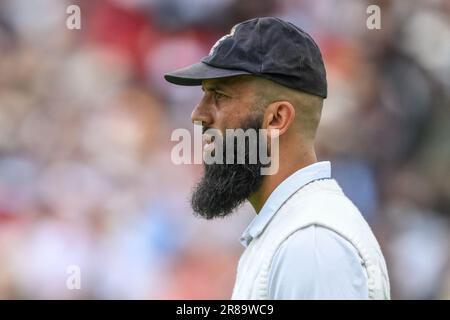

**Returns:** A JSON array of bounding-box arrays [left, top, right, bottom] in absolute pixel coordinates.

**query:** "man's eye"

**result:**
[[214, 92, 226, 100]]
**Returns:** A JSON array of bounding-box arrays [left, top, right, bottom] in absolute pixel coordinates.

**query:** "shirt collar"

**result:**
[[240, 161, 332, 247]]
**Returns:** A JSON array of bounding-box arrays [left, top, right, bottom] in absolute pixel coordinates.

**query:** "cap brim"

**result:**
[[164, 62, 251, 86]]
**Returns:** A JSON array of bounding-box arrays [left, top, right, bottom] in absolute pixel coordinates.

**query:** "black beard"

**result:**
[[191, 117, 266, 219]]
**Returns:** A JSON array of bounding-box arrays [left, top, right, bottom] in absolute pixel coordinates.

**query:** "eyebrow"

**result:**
[[202, 83, 230, 93]]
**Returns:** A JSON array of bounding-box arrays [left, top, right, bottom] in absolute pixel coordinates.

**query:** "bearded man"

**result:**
[[164, 17, 390, 300]]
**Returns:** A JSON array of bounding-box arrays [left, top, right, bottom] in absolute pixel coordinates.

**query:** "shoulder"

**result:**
[[268, 225, 368, 299]]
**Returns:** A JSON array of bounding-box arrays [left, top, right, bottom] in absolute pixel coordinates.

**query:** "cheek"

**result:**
[[218, 105, 251, 130]]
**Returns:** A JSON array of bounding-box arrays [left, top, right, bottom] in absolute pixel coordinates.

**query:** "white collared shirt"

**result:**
[[240, 161, 368, 299]]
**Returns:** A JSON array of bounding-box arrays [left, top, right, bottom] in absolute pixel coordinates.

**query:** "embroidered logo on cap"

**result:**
[[209, 25, 237, 56]]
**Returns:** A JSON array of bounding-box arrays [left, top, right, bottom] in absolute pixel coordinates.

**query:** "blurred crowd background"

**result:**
[[0, 0, 449, 299]]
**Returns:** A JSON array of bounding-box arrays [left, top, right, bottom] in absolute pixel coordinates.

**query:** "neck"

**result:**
[[248, 149, 317, 214]]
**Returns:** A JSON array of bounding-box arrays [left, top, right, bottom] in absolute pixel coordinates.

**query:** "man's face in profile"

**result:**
[[190, 76, 268, 219]]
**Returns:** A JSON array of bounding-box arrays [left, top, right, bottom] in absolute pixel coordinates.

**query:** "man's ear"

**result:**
[[263, 101, 296, 138]]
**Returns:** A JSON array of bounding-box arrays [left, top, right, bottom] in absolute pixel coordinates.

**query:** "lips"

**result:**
[[203, 134, 215, 153]]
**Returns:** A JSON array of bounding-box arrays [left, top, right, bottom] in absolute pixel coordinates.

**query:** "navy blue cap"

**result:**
[[164, 17, 327, 98]]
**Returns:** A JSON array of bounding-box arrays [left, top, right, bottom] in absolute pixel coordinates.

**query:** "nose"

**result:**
[[191, 95, 213, 126]]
